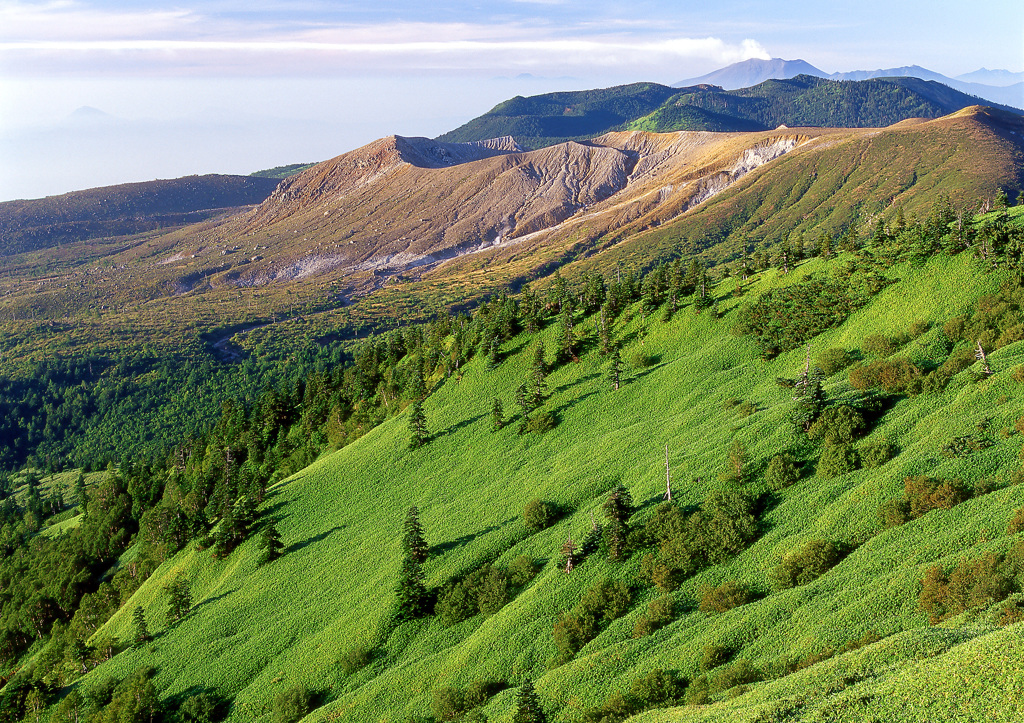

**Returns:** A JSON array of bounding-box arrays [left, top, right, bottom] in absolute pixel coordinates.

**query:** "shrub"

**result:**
[[816, 347, 854, 376], [507, 555, 540, 587], [632, 594, 675, 638], [338, 646, 372, 675], [699, 581, 754, 613], [878, 498, 912, 528], [905, 476, 971, 517], [765, 453, 800, 491], [1008, 507, 1024, 535], [771, 539, 844, 590], [849, 357, 923, 394], [700, 643, 733, 672], [816, 441, 858, 478], [1012, 365, 1024, 383], [862, 334, 896, 357], [524, 411, 557, 433], [627, 669, 685, 710], [553, 578, 632, 664], [629, 350, 655, 369], [710, 659, 762, 693], [522, 499, 557, 532], [430, 687, 466, 722], [919, 550, 1017, 624], [272, 685, 311, 723], [942, 315, 967, 341], [861, 438, 896, 468], [807, 405, 865, 445], [908, 319, 931, 338]]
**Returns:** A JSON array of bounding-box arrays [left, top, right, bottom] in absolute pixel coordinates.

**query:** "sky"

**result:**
[[1, 0, 1022, 201]]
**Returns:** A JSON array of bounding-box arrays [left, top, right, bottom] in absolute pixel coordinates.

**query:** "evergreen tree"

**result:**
[[487, 337, 500, 370], [403, 506, 428, 564], [598, 305, 613, 355], [514, 383, 531, 433], [165, 574, 191, 624], [131, 606, 150, 646], [395, 556, 429, 621], [694, 266, 714, 312], [490, 397, 505, 432], [257, 523, 284, 565], [608, 348, 623, 391], [529, 342, 548, 407], [791, 367, 826, 432], [603, 483, 634, 562], [408, 399, 428, 449], [556, 304, 576, 363], [512, 680, 545, 723]]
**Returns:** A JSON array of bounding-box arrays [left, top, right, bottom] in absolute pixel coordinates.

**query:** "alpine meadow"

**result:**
[[2, 63, 1024, 723]]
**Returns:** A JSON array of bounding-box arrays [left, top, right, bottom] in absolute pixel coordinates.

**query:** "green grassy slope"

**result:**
[[84, 251, 1024, 722]]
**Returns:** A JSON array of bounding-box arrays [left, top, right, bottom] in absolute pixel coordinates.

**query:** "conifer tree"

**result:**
[[395, 556, 429, 622], [608, 348, 623, 390], [131, 606, 150, 646], [257, 523, 284, 565], [165, 574, 191, 624], [491, 397, 505, 432], [603, 483, 634, 562], [408, 399, 428, 449], [529, 342, 548, 407], [515, 383, 531, 433], [557, 304, 576, 362], [560, 534, 579, 573], [403, 506, 429, 564], [512, 680, 545, 723]]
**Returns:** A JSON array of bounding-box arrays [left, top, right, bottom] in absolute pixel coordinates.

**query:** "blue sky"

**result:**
[[1, 0, 1022, 200]]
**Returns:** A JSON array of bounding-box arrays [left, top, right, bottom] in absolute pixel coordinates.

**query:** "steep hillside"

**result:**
[[75, 245, 1024, 723], [0, 175, 280, 256]]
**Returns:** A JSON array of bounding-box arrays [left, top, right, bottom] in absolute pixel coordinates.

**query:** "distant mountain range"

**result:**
[[674, 58, 1024, 108], [438, 74, 1023, 150]]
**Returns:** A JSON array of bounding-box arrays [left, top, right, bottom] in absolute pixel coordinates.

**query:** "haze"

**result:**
[[1, 0, 1021, 202]]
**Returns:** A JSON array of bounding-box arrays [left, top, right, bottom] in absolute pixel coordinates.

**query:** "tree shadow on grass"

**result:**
[[286, 525, 345, 554], [551, 372, 601, 395], [429, 519, 516, 556], [440, 413, 486, 437], [552, 390, 598, 418], [188, 590, 234, 617]]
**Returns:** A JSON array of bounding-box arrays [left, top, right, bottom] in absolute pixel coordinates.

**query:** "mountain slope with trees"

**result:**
[[3, 199, 1024, 723]]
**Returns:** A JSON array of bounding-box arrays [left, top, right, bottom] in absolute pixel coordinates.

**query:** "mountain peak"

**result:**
[[674, 58, 827, 90]]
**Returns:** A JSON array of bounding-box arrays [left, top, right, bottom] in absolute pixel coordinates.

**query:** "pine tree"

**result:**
[[608, 348, 623, 390], [408, 399, 428, 449], [403, 506, 429, 564], [491, 397, 505, 432], [556, 305, 576, 363], [512, 679, 545, 723], [131, 606, 150, 646], [395, 556, 429, 622], [529, 342, 547, 407], [257, 523, 285, 565], [603, 483, 634, 562], [560, 534, 579, 573], [165, 574, 191, 624]]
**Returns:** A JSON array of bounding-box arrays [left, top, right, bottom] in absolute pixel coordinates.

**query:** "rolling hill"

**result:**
[[438, 76, 1023, 150]]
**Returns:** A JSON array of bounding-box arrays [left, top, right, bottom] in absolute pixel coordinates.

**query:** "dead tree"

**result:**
[[664, 444, 673, 501], [975, 340, 993, 376]]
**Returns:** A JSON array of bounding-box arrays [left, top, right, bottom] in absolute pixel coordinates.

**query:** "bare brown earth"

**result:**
[[0, 107, 1020, 365]]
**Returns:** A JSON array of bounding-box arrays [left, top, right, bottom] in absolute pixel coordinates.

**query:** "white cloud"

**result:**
[[0, 2, 770, 75]]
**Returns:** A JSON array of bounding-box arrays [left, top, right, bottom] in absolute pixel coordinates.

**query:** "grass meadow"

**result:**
[[83, 248, 1024, 722]]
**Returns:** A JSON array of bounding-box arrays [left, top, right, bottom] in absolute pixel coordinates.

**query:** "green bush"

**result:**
[[272, 685, 311, 723], [861, 438, 897, 468], [430, 687, 466, 722], [524, 411, 557, 433], [765, 453, 800, 491], [807, 405, 865, 445], [700, 642, 734, 672], [816, 441, 858, 478], [553, 578, 632, 664], [507, 555, 540, 587], [771, 539, 844, 589], [698, 581, 755, 613], [905, 475, 971, 518], [522, 498, 557, 532], [629, 350, 656, 369], [862, 334, 896, 357], [632, 594, 675, 637], [849, 357, 923, 394], [816, 347, 854, 376], [919, 547, 1021, 624], [338, 645, 372, 675]]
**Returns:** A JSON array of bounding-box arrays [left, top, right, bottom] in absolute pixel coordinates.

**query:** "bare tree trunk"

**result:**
[[664, 444, 672, 501]]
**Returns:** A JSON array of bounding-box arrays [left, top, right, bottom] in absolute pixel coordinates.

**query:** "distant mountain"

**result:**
[[956, 68, 1024, 87], [0, 175, 280, 256], [673, 58, 827, 90], [674, 59, 1024, 109], [436, 83, 680, 149], [439, 75, 1023, 150]]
